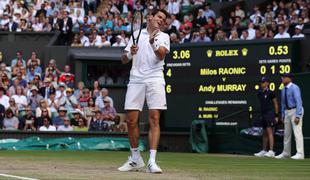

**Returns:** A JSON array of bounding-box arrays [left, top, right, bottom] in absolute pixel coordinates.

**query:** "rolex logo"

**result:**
[[241, 48, 248, 56], [207, 50, 213, 58]]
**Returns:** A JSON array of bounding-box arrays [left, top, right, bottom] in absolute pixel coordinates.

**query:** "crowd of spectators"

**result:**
[[0, 50, 127, 132], [0, 0, 308, 46]]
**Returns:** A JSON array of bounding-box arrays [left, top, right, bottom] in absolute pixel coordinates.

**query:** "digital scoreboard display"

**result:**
[[163, 40, 300, 130]]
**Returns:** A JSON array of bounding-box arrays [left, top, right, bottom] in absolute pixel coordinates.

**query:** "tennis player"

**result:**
[[118, 9, 170, 173]]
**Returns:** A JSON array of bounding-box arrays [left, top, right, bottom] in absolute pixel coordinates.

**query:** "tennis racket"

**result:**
[[131, 10, 143, 45]]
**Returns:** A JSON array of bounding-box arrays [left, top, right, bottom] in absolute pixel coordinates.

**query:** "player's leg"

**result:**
[[127, 110, 142, 160], [291, 109, 304, 159], [148, 109, 161, 159], [264, 127, 275, 157], [276, 110, 292, 159], [145, 80, 166, 173], [255, 118, 267, 157], [118, 83, 146, 172]]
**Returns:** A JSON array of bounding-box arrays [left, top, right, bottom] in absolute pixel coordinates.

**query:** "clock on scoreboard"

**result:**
[[163, 39, 300, 130]]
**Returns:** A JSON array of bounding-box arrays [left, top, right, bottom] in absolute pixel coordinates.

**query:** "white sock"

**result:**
[[131, 148, 141, 161], [149, 149, 157, 163]]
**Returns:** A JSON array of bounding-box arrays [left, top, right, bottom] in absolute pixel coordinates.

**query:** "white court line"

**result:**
[[0, 173, 39, 180]]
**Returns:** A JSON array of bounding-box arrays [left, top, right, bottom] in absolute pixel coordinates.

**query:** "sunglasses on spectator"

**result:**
[[42, 110, 48, 112], [103, 101, 109, 103]]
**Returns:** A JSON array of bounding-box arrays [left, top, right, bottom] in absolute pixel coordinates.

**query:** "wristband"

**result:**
[[275, 113, 279, 117], [151, 43, 158, 52], [126, 52, 133, 59]]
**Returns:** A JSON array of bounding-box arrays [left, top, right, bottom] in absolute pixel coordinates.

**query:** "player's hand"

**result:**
[[275, 117, 279, 124], [294, 118, 300, 125], [149, 29, 159, 44], [130, 45, 139, 55]]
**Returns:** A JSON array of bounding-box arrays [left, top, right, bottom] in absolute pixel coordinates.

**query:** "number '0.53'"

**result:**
[[172, 50, 191, 60], [269, 45, 288, 56]]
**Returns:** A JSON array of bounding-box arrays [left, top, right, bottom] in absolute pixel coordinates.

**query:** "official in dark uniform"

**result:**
[[254, 77, 279, 158]]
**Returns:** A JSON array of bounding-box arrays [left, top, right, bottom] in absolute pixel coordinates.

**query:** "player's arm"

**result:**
[[121, 51, 131, 64], [272, 97, 279, 122], [121, 36, 137, 64], [121, 45, 139, 64], [150, 30, 170, 61], [154, 47, 169, 61]]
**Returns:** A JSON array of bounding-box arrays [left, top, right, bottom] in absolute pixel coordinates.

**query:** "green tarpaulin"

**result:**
[[0, 136, 146, 151]]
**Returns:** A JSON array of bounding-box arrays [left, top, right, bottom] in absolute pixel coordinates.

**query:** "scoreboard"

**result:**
[[163, 39, 300, 130]]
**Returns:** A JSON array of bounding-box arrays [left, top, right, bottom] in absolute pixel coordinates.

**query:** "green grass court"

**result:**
[[0, 151, 309, 180]]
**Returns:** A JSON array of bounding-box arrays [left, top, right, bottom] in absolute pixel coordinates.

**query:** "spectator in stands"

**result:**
[[203, 3, 216, 20], [167, 0, 180, 15], [229, 29, 240, 40], [11, 51, 26, 68], [28, 86, 43, 111], [71, 35, 83, 47], [292, 25, 305, 38], [0, 86, 9, 109], [26, 67, 38, 83], [71, 109, 85, 127], [112, 35, 126, 47], [35, 3, 47, 18], [46, 2, 58, 18], [32, 17, 43, 32], [12, 86, 27, 110], [0, 102, 5, 129], [267, 30, 275, 39], [78, 29, 90, 46], [58, 10, 73, 45], [79, 88, 92, 108], [60, 88, 78, 112], [20, 106, 36, 131], [4, 15, 18, 32], [52, 106, 67, 128], [44, 59, 60, 79], [95, 88, 114, 110], [240, 30, 250, 40], [49, 11, 60, 31], [3, 108, 19, 130], [170, 33, 179, 44], [89, 108, 108, 131], [255, 29, 264, 40], [247, 22, 256, 40], [98, 35, 111, 48], [57, 117, 73, 131], [63, 74, 75, 89], [98, 72, 113, 85], [73, 118, 88, 131], [35, 99, 51, 118], [214, 29, 228, 41], [274, 25, 290, 39], [47, 88, 59, 113], [235, 4, 245, 20], [83, 97, 96, 126], [92, 80, 101, 99], [192, 29, 211, 43], [102, 97, 117, 131], [59, 65, 75, 83], [39, 116, 56, 131]]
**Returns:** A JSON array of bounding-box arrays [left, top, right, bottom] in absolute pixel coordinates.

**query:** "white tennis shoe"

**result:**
[[264, 150, 275, 158], [118, 156, 145, 172], [254, 150, 267, 157], [146, 161, 163, 173]]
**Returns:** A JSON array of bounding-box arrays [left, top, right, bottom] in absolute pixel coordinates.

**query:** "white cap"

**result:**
[[295, 24, 303, 30]]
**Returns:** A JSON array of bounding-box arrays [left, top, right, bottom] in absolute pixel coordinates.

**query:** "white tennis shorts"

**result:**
[[125, 80, 167, 111]]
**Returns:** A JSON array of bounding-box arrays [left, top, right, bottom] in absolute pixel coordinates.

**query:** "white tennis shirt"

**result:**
[[125, 28, 170, 83]]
